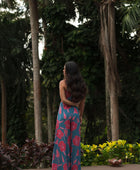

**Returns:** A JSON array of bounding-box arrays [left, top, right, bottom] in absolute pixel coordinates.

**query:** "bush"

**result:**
[[0, 139, 53, 169], [81, 140, 140, 166]]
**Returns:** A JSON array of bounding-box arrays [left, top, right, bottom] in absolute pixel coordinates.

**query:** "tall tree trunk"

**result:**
[[104, 61, 112, 141], [28, 0, 42, 143], [100, 0, 120, 141], [47, 89, 53, 143], [1, 78, 7, 144]]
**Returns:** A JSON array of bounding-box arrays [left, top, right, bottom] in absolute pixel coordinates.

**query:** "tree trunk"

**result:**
[[47, 89, 53, 143], [1, 78, 7, 145], [100, 0, 120, 141], [104, 61, 112, 141], [28, 0, 42, 143]]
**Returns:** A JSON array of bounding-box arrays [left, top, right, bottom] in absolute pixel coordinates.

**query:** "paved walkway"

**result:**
[[24, 164, 140, 170]]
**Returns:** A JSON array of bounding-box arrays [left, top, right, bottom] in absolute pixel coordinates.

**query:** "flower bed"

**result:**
[[81, 140, 140, 166]]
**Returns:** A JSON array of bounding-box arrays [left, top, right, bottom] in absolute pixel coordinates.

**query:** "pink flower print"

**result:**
[[63, 103, 71, 109], [64, 120, 70, 129], [63, 163, 68, 170], [56, 129, 64, 139], [62, 155, 64, 162], [72, 164, 78, 170], [77, 118, 79, 123], [56, 120, 59, 129], [74, 108, 78, 113], [76, 149, 79, 156], [59, 106, 62, 114], [52, 163, 57, 170], [56, 149, 60, 158], [71, 121, 77, 131], [53, 153, 55, 160], [73, 136, 80, 146], [78, 161, 81, 165], [58, 141, 66, 152], [64, 129, 68, 136], [55, 139, 58, 144], [73, 159, 77, 164], [64, 112, 67, 119]]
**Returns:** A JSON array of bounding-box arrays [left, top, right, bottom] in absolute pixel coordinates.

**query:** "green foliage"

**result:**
[[118, 1, 140, 35], [81, 140, 140, 166], [0, 10, 31, 145]]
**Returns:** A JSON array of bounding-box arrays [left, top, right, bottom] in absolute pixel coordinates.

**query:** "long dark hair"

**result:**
[[65, 61, 87, 102]]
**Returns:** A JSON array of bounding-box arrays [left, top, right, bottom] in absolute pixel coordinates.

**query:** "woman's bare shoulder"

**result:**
[[59, 79, 66, 88]]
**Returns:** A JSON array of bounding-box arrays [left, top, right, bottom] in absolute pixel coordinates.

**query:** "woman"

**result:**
[[52, 61, 87, 170]]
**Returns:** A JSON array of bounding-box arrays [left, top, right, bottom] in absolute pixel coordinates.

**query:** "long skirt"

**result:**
[[52, 102, 81, 170]]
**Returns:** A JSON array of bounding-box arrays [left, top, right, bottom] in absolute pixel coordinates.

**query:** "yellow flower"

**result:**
[[83, 154, 86, 157], [105, 146, 110, 152], [117, 140, 126, 146], [86, 149, 90, 153], [137, 143, 140, 147], [97, 153, 99, 157]]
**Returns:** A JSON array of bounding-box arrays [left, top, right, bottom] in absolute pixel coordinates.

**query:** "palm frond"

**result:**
[[119, 2, 140, 35]]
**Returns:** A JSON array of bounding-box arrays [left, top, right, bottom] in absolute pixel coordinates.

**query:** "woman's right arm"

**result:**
[[79, 97, 86, 124], [59, 80, 79, 107]]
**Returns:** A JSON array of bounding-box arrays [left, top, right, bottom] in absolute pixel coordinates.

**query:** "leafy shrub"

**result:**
[[0, 139, 54, 169], [81, 140, 140, 166]]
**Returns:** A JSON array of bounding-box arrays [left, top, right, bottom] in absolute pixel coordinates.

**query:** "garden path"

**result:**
[[24, 164, 140, 170]]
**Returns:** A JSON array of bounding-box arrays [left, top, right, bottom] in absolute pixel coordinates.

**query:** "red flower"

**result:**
[[63, 163, 68, 170], [52, 163, 57, 170], [56, 129, 64, 139], [65, 120, 70, 129], [72, 164, 78, 170], [56, 149, 60, 158], [71, 121, 77, 131], [56, 120, 59, 129], [58, 141, 66, 152], [73, 136, 80, 146]]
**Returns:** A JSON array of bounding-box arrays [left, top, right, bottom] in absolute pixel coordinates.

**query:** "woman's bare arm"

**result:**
[[59, 80, 79, 107], [79, 97, 86, 123]]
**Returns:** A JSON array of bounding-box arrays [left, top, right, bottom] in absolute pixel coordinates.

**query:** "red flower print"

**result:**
[[73, 136, 80, 146], [63, 163, 68, 170], [76, 149, 79, 156], [72, 164, 78, 170], [56, 129, 64, 139], [71, 121, 77, 131], [62, 155, 64, 162], [63, 103, 71, 109], [59, 106, 62, 114], [64, 129, 68, 136], [64, 112, 67, 119], [58, 141, 66, 152], [52, 163, 57, 170], [65, 120, 70, 129], [53, 153, 55, 160], [56, 120, 59, 129], [74, 108, 78, 113], [56, 149, 60, 158]]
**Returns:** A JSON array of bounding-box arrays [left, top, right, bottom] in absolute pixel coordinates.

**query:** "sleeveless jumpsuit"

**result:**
[[52, 90, 81, 170]]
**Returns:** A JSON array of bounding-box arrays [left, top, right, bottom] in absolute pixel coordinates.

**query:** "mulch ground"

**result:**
[[24, 164, 140, 170]]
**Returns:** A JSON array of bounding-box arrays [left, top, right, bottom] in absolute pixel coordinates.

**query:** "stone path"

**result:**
[[24, 164, 140, 170]]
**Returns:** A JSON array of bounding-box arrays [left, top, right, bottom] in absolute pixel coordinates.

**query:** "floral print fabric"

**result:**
[[52, 91, 81, 170]]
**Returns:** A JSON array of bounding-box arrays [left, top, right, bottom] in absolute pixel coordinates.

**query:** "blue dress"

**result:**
[[52, 90, 81, 170]]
